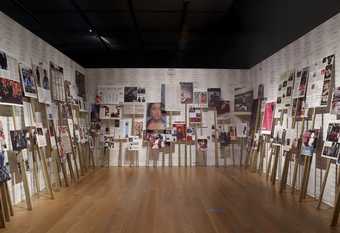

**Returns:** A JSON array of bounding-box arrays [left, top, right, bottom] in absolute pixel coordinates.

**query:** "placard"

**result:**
[[234, 88, 253, 112], [301, 129, 320, 156], [10, 130, 28, 151], [128, 136, 141, 151], [322, 123, 340, 160], [35, 123, 47, 147], [193, 89, 208, 108], [261, 102, 275, 135], [50, 62, 65, 102], [145, 103, 167, 130], [207, 88, 221, 108], [180, 82, 193, 104], [19, 63, 38, 98], [33, 63, 51, 104], [96, 85, 124, 104], [99, 104, 121, 120], [124, 87, 146, 103], [75, 71, 86, 99]]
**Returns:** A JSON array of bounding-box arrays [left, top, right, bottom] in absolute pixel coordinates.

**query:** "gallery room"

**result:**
[[0, 0, 340, 232]]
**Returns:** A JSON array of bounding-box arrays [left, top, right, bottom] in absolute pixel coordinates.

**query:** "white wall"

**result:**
[[0, 11, 85, 205], [86, 68, 250, 167], [250, 13, 340, 206]]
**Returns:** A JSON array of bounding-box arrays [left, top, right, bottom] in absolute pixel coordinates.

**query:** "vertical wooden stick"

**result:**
[[317, 159, 331, 209]]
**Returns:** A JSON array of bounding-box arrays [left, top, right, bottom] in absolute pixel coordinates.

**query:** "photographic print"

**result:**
[[146, 103, 167, 130], [216, 100, 230, 115], [99, 105, 121, 120], [258, 84, 264, 99], [193, 89, 208, 108], [103, 134, 115, 149], [186, 128, 195, 142], [236, 123, 248, 138], [189, 107, 202, 125], [33, 63, 51, 104], [124, 87, 145, 103], [180, 82, 193, 104], [301, 129, 320, 156], [320, 55, 335, 107], [10, 130, 28, 151], [332, 87, 340, 119], [75, 71, 86, 99], [50, 62, 65, 102], [207, 88, 221, 108], [59, 126, 72, 154], [91, 104, 100, 122], [0, 120, 7, 150], [234, 89, 253, 112], [0, 50, 7, 70], [97, 85, 124, 104], [322, 142, 340, 160], [326, 123, 340, 143], [293, 67, 309, 98], [162, 83, 181, 111], [64, 80, 73, 103], [133, 119, 143, 138], [35, 123, 47, 148], [261, 102, 275, 135], [19, 63, 37, 98], [128, 136, 141, 151], [172, 121, 186, 142], [198, 138, 208, 152]]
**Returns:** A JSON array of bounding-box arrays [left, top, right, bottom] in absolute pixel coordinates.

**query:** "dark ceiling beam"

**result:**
[[9, 0, 41, 26], [68, 0, 113, 52], [28, 10, 228, 14], [127, 0, 144, 48]]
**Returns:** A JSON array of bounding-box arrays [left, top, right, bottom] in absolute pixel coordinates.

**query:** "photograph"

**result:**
[[146, 103, 167, 130], [0, 76, 23, 106], [322, 142, 340, 160], [332, 87, 340, 119], [326, 123, 340, 143], [10, 130, 28, 151], [198, 138, 208, 152], [35, 123, 47, 148], [59, 126, 72, 154], [75, 71, 86, 99], [301, 129, 319, 156], [99, 105, 121, 120], [133, 119, 143, 138], [0, 50, 8, 70], [234, 90, 253, 112], [33, 64, 51, 104], [124, 87, 139, 102], [50, 62, 65, 102], [216, 100, 230, 115], [189, 107, 202, 125], [261, 102, 275, 135], [236, 123, 248, 138], [103, 134, 115, 149], [0, 120, 7, 150], [180, 82, 193, 104], [172, 121, 186, 142], [91, 104, 100, 122], [207, 88, 221, 108], [229, 126, 237, 141], [19, 63, 37, 98], [258, 84, 264, 99], [193, 90, 208, 107], [186, 128, 194, 142], [128, 136, 141, 151]]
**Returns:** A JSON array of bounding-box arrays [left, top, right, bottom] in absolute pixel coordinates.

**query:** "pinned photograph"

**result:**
[[322, 142, 340, 160], [0, 50, 7, 70], [35, 123, 47, 148], [234, 89, 253, 112], [103, 134, 115, 149], [75, 71, 86, 99], [99, 105, 121, 120], [189, 107, 202, 125], [301, 129, 319, 156], [33, 63, 51, 104], [261, 102, 275, 135], [172, 122, 186, 142], [10, 130, 28, 151], [207, 88, 221, 108], [331, 87, 340, 119], [128, 136, 141, 151], [198, 138, 208, 152], [193, 90, 208, 107], [19, 63, 37, 98], [180, 82, 193, 104], [326, 123, 340, 143], [216, 100, 230, 115], [146, 103, 167, 130]]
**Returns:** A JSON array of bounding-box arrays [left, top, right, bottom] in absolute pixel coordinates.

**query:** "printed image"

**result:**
[[91, 104, 100, 122], [186, 128, 195, 142], [50, 62, 65, 102], [133, 119, 143, 138], [180, 82, 193, 104], [64, 80, 73, 103], [234, 90, 253, 112], [236, 123, 248, 138], [189, 107, 202, 125], [128, 136, 141, 151], [99, 105, 121, 120], [326, 123, 340, 143], [146, 103, 167, 130], [198, 138, 208, 152], [172, 122, 186, 142], [261, 102, 275, 135], [216, 100, 230, 115], [59, 126, 72, 155], [331, 87, 340, 119], [301, 129, 319, 156], [0, 76, 23, 106], [33, 64, 51, 104], [124, 87, 146, 103], [0, 120, 7, 150], [0, 51, 7, 70], [103, 134, 115, 149], [258, 84, 264, 99], [229, 126, 237, 141], [19, 63, 37, 98], [297, 68, 309, 98], [322, 142, 340, 160], [207, 88, 221, 108], [75, 71, 86, 99], [193, 90, 208, 107], [320, 55, 335, 107], [10, 130, 28, 151]]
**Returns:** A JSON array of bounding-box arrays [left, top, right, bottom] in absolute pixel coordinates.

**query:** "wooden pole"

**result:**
[[266, 143, 273, 180], [0, 185, 9, 221], [184, 104, 188, 167], [37, 147, 54, 199], [178, 143, 181, 167], [317, 159, 331, 209], [270, 145, 280, 185], [12, 107, 32, 210], [279, 150, 291, 193], [214, 110, 218, 167]]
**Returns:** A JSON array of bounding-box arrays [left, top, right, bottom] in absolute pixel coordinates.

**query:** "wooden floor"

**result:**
[[1, 167, 340, 233]]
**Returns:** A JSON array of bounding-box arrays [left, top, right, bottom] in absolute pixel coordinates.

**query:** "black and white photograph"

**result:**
[[0, 50, 7, 70], [234, 89, 253, 112], [19, 63, 38, 98], [10, 130, 28, 151], [207, 88, 221, 108], [180, 82, 193, 104], [99, 105, 121, 120]]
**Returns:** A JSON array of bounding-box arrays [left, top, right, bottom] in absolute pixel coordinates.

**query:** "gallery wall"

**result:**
[[250, 13, 340, 206], [86, 68, 251, 166], [0, 11, 85, 204]]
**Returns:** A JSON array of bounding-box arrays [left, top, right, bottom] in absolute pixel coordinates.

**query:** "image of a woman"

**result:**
[[146, 103, 166, 130]]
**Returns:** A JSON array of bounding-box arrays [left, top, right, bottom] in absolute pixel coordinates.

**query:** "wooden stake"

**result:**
[[184, 104, 188, 167], [279, 150, 291, 193], [37, 147, 54, 199], [214, 110, 218, 167], [178, 143, 181, 167], [232, 143, 235, 167], [270, 145, 280, 185], [0, 184, 9, 221], [317, 159, 331, 209]]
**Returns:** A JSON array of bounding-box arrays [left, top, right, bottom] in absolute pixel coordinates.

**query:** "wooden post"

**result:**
[[279, 150, 291, 193], [37, 147, 54, 199], [0, 194, 5, 227], [317, 159, 331, 209], [266, 143, 273, 179], [118, 139, 122, 167], [4, 183, 13, 216], [214, 110, 219, 167], [184, 104, 188, 167], [331, 187, 340, 226], [178, 143, 181, 167], [12, 107, 32, 210], [299, 109, 316, 202], [240, 138, 244, 167], [270, 145, 280, 185], [232, 143, 235, 167], [0, 184, 9, 221]]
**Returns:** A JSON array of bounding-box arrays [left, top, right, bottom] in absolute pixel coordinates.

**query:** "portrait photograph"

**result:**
[[19, 63, 37, 98], [146, 103, 167, 130], [180, 82, 193, 104]]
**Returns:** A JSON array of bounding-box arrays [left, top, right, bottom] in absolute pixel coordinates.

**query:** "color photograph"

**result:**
[[99, 105, 121, 120], [207, 88, 221, 108], [180, 82, 193, 104], [146, 103, 167, 130], [10, 130, 28, 151], [19, 63, 37, 98]]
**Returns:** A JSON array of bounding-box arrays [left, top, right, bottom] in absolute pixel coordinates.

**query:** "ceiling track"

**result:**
[[9, 0, 41, 26], [68, 0, 112, 52], [127, 0, 144, 49]]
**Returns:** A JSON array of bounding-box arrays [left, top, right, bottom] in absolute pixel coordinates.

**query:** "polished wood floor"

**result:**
[[1, 167, 340, 233]]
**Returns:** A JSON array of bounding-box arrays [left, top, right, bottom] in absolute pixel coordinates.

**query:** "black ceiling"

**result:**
[[1, 0, 340, 68]]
